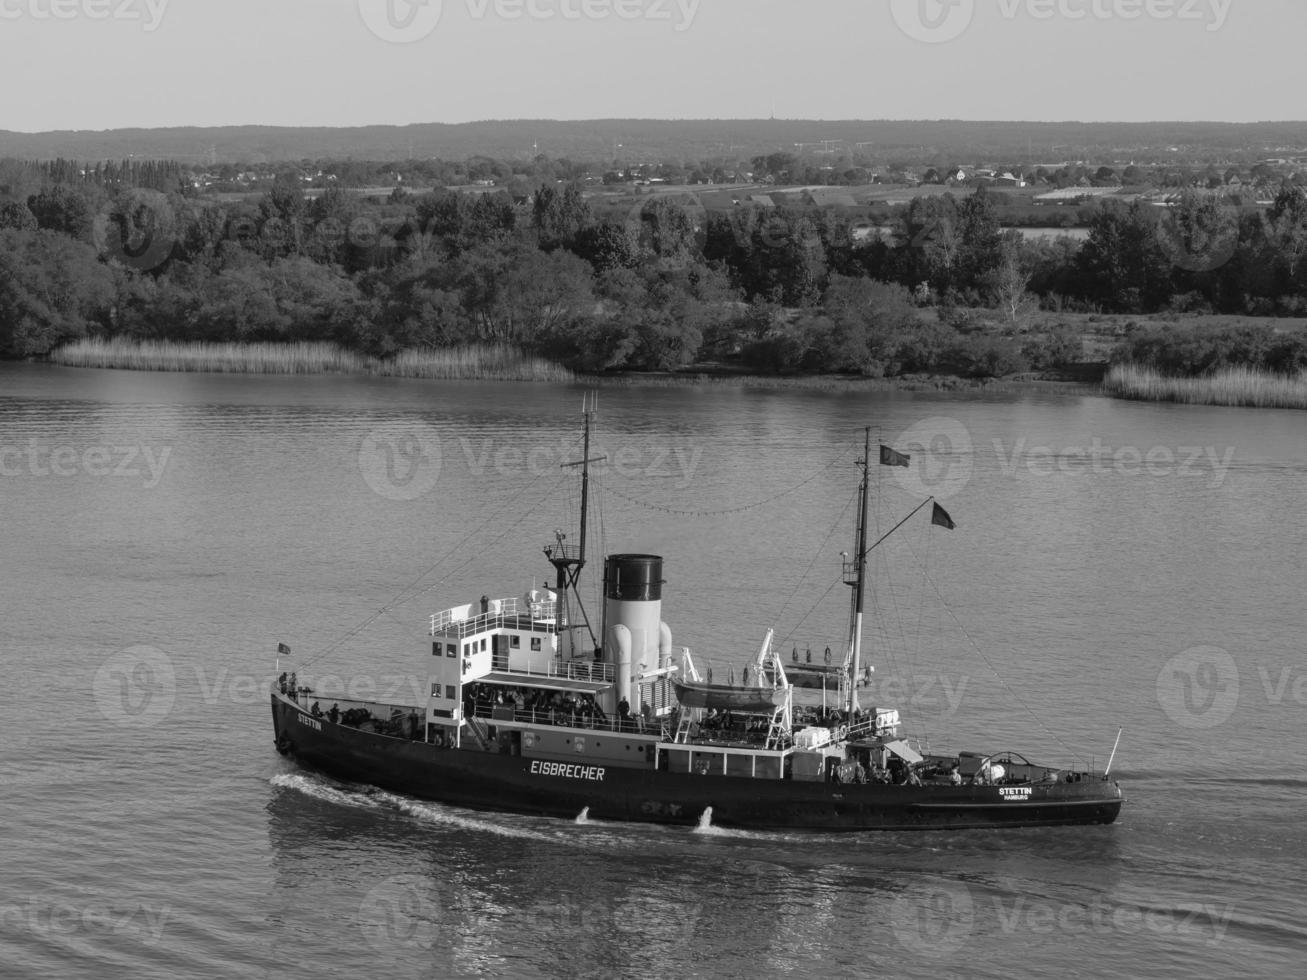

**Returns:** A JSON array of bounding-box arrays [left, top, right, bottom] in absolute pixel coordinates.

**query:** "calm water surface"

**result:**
[[1, 364, 1304, 979]]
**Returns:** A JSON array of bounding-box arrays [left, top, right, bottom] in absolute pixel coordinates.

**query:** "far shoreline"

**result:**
[[32, 337, 1307, 408]]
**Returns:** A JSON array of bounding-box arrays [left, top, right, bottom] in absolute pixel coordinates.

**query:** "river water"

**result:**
[[1, 364, 1304, 979]]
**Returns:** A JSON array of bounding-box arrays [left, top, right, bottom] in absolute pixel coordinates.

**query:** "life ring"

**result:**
[[276, 733, 294, 756]]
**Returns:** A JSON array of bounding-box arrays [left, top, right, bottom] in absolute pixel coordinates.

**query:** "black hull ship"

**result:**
[[271, 413, 1123, 831]]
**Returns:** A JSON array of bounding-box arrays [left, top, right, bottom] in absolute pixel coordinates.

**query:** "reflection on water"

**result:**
[[263, 771, 1138, 979]]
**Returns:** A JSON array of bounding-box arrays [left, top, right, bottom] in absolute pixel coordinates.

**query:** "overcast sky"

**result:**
[[0, 0, 1298, 132]]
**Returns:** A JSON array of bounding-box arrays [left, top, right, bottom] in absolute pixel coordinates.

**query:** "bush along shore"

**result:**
[[48, 338, 575, 382], [1103, 363, 1307, 409]]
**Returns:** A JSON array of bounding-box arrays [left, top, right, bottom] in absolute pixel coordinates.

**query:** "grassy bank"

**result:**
[[46, 338, 1090, 390], [1104, 364, 1307, 409], [48, 339, 574, 382]]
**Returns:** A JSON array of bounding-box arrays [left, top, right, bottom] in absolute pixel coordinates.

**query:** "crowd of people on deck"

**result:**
[[688, 708, 774, 743], [792, 705, 872, 731], [463, 683, 616, 730], [304, 700, 424, 739]]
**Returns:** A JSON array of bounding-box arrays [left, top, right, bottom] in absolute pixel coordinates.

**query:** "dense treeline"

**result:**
[[5, 169, 1307, 376]]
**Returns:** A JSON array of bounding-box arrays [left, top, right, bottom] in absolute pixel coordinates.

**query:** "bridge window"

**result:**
[[530, 638, 542, 652], [510, 635, 521, 649]]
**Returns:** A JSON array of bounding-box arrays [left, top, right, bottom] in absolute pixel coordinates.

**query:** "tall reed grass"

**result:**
[[1104, 363, 1307, 409], [51, 338, 364, 374], [372, 345, 573, 383], [49, 338, 573, 382]]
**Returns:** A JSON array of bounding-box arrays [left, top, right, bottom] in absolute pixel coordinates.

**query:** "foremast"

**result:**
[[544, 395, 604, 648], [844, 428, 873, 717]]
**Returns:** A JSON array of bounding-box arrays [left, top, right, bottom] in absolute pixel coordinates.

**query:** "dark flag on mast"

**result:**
[[931, 502, 956, 530], [880, 445, 911, 468]]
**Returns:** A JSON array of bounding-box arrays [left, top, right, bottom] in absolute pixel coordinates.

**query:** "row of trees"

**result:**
[[5, 171, 1307, 376]]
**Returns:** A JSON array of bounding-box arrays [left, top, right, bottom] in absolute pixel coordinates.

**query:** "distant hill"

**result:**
[[4, 119, 1307, 165]]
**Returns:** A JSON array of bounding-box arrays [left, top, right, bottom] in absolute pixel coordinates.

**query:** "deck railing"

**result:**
[[430, 597, 559, 637], [491, 658, 615, 685]]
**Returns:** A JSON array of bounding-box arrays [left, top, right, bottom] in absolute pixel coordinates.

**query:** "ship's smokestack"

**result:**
[[602, 555, 663, 715]]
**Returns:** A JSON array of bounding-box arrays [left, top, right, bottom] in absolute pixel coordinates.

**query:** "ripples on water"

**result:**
[[2, 365, 1305, 979]]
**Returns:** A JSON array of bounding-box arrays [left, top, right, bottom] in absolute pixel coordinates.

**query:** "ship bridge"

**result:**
[[429, 595, 557, 638]]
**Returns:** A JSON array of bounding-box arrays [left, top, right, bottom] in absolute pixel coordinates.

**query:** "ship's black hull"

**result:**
[[271, 696, 1124, 831]]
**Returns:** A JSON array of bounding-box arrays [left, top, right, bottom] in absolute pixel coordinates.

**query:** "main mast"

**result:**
[[846, 428, 873, 716]]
